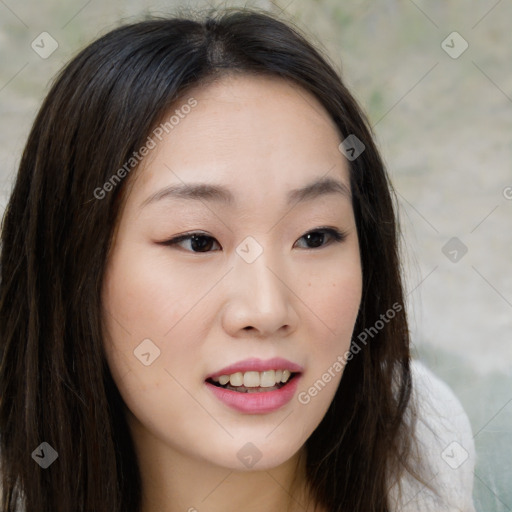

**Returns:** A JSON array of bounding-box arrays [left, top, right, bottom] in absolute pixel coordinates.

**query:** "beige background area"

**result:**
[[1, 1, 510, 510]]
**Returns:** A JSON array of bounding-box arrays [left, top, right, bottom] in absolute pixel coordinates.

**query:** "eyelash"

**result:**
[[159, 227, 347, 253]]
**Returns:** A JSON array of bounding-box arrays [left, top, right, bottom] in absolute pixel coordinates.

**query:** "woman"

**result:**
[[0, 7, 476, 512]]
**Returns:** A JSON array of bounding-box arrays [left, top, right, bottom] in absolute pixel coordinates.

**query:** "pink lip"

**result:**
[[205, 358, 303, 414], [205, 374, 302, 414], [206, 357, 304, 380]]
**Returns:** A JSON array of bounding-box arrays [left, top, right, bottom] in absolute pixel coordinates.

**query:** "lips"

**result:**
[[204, 357, 303, 414]]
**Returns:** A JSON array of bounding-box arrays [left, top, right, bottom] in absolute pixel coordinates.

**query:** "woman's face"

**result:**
[[102, 73, 362, 471]]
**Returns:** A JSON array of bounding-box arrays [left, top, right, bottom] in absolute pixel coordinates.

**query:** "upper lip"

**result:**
[[206, 357, 303, 380]]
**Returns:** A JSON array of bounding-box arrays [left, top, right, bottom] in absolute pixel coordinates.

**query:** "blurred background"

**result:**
[[0, 0, 510, 510]]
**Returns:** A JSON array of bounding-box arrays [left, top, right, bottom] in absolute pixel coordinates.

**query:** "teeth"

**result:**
[[218, 375, 230, 385], [211, 369, 295, 387], [230, 372, 243, 387], [243, 371, 260, 387], [260, 370, 276, 387]]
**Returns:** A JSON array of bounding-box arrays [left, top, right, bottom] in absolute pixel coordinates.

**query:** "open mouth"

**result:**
[[205, 372, 300, 393], [205, 365, 303, 413]]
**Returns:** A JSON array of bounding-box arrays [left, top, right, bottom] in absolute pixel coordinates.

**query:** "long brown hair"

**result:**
[[0, 7, 432, 511]]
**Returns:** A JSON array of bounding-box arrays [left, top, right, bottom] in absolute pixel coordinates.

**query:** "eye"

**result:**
[[294, 228, 347, 249], [160, 232, 221, 253], [159, 227, 347, 253]]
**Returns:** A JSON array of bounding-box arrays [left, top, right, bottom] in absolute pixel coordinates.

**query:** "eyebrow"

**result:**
[[140, 176, 351, 209]]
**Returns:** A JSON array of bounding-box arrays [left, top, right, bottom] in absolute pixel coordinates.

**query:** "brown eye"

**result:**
[[161, 233, 221, 253], [294, 228, 346, 249]]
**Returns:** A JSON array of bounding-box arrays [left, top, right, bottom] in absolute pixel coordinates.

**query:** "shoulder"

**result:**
[[388, 358, 477, 512]]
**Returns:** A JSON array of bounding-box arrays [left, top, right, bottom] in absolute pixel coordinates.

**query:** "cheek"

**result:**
[[295, 257, 362, 407], [102, 241, 215, 354], [101, 247, 210, 447], [303, 253, 362, 346], [101, 244, 203, 402], [317, 277, 361, 335], [103, 245, 187, 337]]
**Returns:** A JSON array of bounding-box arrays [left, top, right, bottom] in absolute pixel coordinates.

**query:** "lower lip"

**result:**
[[205, 375, 301, 414]]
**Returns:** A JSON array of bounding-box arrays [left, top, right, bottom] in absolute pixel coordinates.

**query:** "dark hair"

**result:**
[[0, 7, 433, 512]]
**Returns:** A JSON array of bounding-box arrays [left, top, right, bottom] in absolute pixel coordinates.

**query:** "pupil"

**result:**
[[306, 232, 324, 248], [191, 235, 213, 252]]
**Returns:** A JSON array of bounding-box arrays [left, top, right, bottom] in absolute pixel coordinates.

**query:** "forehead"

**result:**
[[132, 73, 350, 208]]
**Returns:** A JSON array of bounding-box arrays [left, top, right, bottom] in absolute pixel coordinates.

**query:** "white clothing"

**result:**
[[389, 359, 477, 512]]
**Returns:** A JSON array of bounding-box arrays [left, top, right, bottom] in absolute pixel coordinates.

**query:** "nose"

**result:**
[[221, 248, 298, 338]]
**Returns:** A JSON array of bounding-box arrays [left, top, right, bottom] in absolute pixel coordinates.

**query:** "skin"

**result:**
[[101, 73, 363, 512]]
